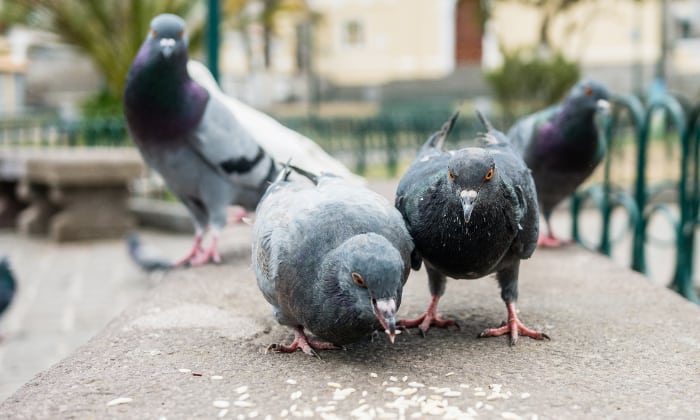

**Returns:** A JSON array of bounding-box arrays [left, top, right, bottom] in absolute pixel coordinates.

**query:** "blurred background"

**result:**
[[0, 0, 699, 402]]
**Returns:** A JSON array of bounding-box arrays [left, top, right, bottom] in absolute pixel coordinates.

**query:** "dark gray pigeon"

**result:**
[[126, 233, 174, 272], [124, 14, 278, 266], [252, 166, 419, 355], [0, 256, 16, 340], [395, 110, 548, 345], [508, 80, 610, 247]]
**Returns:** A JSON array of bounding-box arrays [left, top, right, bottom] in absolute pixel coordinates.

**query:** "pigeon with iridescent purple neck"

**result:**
[[508, 80, 610, 247], [124, 14, 279, 266]]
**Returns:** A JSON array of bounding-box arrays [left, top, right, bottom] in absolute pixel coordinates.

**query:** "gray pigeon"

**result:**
[[252, 166, 419, 355], [508, 80, 610, 247], [395, 110, 548, 345], [124, 14, 278, 266], [126, 233, 174, 272], [0, 256, 16, 340]]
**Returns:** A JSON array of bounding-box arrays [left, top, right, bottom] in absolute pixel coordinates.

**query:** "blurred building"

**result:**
[[0, 35, 26, 116], [221, 0, 486, 111], [4, 0, 700, 116]]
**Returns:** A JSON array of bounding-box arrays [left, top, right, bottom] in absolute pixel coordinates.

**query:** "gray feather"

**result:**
[[252, 173, 416, 345]]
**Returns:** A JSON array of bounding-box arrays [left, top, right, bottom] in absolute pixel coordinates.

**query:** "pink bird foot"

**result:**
[[399, 295, 457, 336], [267, 327, 341, 358], [478, 302, 550, 346]]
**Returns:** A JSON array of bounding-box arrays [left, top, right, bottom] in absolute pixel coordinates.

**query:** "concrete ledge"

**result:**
[[1, 242, 699, 419], [0, 148, 145, 241], [129, 197, 195, 234]]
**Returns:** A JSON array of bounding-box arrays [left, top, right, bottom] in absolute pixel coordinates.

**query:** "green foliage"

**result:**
[[80, 90, 123, 118], [1, 1, 206, 107], [484, 47, 580, 123]]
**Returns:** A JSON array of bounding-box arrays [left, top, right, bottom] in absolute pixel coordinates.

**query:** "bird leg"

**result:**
[[267, 326, 340, 357], [537, 219, 571, 248], [399, 295, 456, 335], [188, 234, 221, 266], [174, 234, 204, 267], [478, 302, 550, 346]]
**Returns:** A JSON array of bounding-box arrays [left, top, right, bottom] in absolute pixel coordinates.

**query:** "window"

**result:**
[[342, 20, 365, 47]]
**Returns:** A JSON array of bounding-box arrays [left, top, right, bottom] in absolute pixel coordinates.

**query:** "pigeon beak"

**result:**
[[459, 190, 477, 224], [159, 38, 176, 58], [372, 298, 397, 344], [596, 99, 611, 113]]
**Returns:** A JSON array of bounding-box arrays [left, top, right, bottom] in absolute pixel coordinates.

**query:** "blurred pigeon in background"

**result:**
[[124, 14, 361, 266], [0, 256, 17, 340], [508, 80, 610, 247], [395, 110, 548, 345], [126, 233, 174, 272], [252, 165, 418, 356]]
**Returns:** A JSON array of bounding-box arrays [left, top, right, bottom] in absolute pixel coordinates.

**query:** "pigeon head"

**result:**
[[148, 14, 189, 61], [567, 80, 610, 114], [321, 233, 405, 343], [447, 148, 498, 224]]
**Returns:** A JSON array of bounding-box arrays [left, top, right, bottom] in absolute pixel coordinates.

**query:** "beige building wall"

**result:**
[[309, 0, 457, 85], [492, 1, 661, 67]]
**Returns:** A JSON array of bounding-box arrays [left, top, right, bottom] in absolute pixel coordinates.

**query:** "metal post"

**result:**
[[207, 0, 221, 84]]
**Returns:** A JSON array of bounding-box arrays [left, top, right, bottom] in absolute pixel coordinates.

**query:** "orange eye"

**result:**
[[484, 168, 494, 181], [584, 86, 593, 96], [178, 29, 185, 39], [352, 272, 366, 288], [150, 29, 158, 37], [447, 170, 455, 181]]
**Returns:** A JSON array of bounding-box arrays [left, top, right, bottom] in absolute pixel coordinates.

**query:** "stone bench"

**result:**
[[0, 148, 144, 241]]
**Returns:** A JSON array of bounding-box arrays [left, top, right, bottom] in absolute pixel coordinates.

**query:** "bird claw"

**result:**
[[400, 312, 457, 337], [478, 317, 550, 346]]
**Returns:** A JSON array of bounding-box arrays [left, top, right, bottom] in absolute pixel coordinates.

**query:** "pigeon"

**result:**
[[126, 233, 174, 272], [508, 80, 610, 247], [395, 110, 548, 345], [124, 14, 361, 266], [252, 165, 419, 355], [0, 256, 17, 340]]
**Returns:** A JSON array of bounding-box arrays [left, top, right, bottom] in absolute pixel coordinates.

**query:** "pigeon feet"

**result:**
[[267, 327, 340, 358], [478, 302, 550, 346], [188, 244, 221, 266], [176, 236, 221, 267], [399, 296, 456, 336], [537, 234, 570, 248], [175, 236, 205, 267]]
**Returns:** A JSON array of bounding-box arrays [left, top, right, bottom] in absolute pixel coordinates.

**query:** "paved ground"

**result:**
[[0, 180, 698, 418], [2, 236, 700, 419]]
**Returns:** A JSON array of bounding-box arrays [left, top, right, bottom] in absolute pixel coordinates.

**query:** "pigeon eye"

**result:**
[[352, 272, 366, 288], [447, 170, 455, 182], [484, 168, 494, 181], [150, 29, 158, 38], [178, 30, 185, 39], [584, 86, 593, 96]]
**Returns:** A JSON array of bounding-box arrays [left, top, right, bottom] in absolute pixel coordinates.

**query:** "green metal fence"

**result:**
[[0, 117, 128, 148], [2, 104, 698, 303], [571, 93, 700, 303]]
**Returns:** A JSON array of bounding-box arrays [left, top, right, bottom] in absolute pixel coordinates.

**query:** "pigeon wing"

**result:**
[[187, 60, 364, 186]]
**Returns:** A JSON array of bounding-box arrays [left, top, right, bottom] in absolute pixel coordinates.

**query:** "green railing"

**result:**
[[2, 104, 698, 303], [0, 117, 128, 148], [571, 93, 700, 304]]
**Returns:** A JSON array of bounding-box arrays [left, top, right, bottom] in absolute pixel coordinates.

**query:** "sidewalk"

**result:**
[[1, 221, 699, 418], [1, 180, 699, 419]]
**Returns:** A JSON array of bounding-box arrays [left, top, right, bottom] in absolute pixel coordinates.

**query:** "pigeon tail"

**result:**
[[274, 159, 294, 184], [475, 109, 510, 147], [426, 109, 460, 150], [289, 164, 319, 185]]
